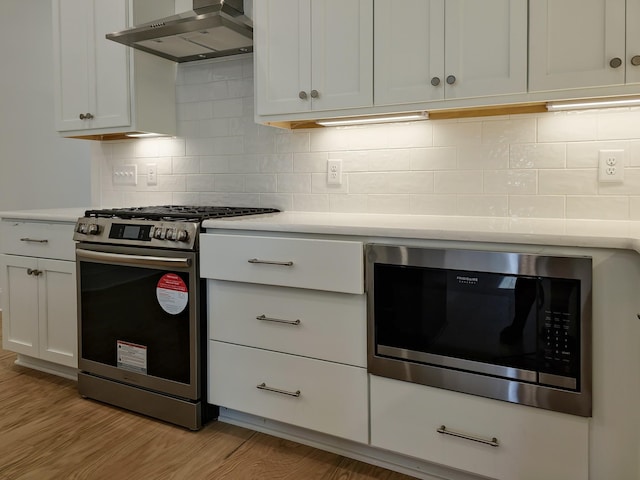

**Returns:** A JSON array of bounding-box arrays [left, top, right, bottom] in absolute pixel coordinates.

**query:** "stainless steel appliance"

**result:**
[[106, 0, 253, 63], [74, 205, 278, 429], [366, 244, 593, 417]]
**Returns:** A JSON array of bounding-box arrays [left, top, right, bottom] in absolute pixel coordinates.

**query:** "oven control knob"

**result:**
[[165, 228, 176, 241], [176, 230, 189, 242], [87, 224, 100, 235], [77, 223, 87, 234], [153, 227, 164, 239]]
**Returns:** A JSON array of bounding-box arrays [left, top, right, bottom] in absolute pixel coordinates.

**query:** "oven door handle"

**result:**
[[76, 248, 192, 268]]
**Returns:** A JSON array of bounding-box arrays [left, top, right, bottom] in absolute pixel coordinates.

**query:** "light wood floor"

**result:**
[[0, 326, 416, 480]]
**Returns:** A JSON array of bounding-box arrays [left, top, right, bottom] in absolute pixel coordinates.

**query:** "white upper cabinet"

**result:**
[[529, 0, 640, 91], [53, 0, 176, 137], [255, 0, 373, 116], [375, 0, 527, 106]]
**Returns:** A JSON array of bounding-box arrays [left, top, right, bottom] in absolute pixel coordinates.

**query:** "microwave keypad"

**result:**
[[544, 310, 573, 366]]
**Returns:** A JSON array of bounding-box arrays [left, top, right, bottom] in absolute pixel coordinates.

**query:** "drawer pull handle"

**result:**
[[256, 314, 301, 326], [437, 425, 499, 447], [20, 238, 49, 244], [257, 382, 301, 397], [27, 268, 42, 276], [248, 258, 294, 267]]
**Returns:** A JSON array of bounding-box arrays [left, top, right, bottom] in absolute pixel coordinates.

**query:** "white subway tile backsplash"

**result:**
[[484, 170, 537, 194], [434, 171, 482, 194], [95, 57, 640, 219], [482, 118, 536, 144], [433, 121, 482, 146], [509, 195, 565, 218], [277, 173, 312, 193], [538, 169, 598, 195], [350, 172, 434, 194], [537, 112, 598, 142], [566, 196, 629, 220], [458, 144, 510, 170], [510, 143, 566, 169]]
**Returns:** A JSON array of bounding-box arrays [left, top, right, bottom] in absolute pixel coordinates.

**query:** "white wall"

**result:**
[[0, 0, 92, 211], [98, 56, 640, 221]]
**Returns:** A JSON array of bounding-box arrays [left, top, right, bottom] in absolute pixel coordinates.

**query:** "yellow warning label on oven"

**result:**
[[117, 340, 147, 374]]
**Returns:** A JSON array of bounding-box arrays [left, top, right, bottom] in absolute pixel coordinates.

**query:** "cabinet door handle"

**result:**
[[437, 425, 499, 447], [610, 57, 623, 68], [446, 75, 457, 85], [27, 268, 42, 276], [299, 91, 308, 100], [430, 77, 441, 86], [631, 55, 640, 66], [310, 89, 319, 98], [248, 258, 294, 267], [256, 382, 301, 397], [20, 238, 49, 244], [79, 113, 94, 120], [256, 314, 301, 326]]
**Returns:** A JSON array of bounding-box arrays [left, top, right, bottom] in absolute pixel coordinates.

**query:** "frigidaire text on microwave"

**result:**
[[365, 244, 592, 417]]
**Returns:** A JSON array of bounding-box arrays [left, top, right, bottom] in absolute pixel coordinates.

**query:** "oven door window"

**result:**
[[80, 262, 191, 384], [374, 264, 542, 371]]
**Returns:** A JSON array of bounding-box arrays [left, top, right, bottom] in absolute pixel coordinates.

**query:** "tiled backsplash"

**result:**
[[96, 56, 640, 220]]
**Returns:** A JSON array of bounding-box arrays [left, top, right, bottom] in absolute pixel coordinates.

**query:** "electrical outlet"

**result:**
[[598, 150, 624, 183], [112, 164, 137, 186], [147, 163, 157, 186], [327, 159, 342, 185]]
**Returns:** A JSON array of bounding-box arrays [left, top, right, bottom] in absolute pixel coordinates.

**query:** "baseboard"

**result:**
[[14, 354, 78, 381], [218, 407, 489, 480]]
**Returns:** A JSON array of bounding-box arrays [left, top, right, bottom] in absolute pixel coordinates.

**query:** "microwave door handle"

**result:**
[[76, 248, 192, 269]]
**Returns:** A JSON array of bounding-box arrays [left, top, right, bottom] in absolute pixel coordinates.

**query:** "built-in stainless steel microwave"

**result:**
[[365, 244, 592, 417]]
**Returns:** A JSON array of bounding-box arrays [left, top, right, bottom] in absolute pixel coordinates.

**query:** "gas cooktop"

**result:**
[[84, 205, 280, 222]]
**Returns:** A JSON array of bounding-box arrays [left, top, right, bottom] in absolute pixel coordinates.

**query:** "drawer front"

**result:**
[[0, 222, 75, 261], [200, 234, 364, 294], [208, 281, 366, 367], [370, 375, 589, 480], [209, 341, 368, 443]]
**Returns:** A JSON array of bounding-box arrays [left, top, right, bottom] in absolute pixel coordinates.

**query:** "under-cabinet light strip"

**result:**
[[546, 96, 640, 111], [316, 112, 429, 127]]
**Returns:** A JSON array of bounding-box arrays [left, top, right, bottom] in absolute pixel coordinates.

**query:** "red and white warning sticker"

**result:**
[[156, 273, 188, 315]]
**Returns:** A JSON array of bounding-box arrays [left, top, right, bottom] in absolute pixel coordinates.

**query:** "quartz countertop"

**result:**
[[0, 207, 88, 223], [203, 211, 640, 254]]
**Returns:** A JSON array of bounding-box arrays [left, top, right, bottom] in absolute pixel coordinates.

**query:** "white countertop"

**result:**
[[4, 208, 640, 253], [0, 207, 87, 223], [203, 211, 640, 253]]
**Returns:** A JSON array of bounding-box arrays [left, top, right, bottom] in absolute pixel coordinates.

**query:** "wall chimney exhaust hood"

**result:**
[[106, 0, 252, 63]]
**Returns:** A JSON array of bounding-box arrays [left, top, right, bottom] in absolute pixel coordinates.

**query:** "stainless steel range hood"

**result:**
[[106, 0, 253, 63]]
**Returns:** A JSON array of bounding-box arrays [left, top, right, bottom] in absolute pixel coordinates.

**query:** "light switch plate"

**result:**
[[113, 164, 137, 186]]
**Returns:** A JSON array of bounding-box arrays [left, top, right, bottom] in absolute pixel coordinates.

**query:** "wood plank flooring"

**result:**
[[0, 325, 416, 480]]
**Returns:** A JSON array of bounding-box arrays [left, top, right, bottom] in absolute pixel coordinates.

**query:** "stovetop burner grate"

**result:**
[[84, 205, 280, 222]]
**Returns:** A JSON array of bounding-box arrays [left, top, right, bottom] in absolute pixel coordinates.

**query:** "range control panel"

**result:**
[[73, 217, 199, 250]]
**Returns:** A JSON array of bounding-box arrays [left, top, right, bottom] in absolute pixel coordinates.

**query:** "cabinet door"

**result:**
[[445, 0, 527, 99], [310, 0, 373, 111], [37, 259, 77, 368], [628, 0, 640, 84], [1, 255, 39, 358], [53, 0, 130, 131], [529, 0, 626, 91], [255, 0, 312, 115], [374, 0, 445, 105]]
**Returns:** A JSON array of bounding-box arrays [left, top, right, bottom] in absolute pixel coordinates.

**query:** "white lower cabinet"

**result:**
[[1, 256, 77, 368], [0, 221, 78, 373], [370, 375, 589, 480], [209, 341, 368, 443], [203, 231, 368, 443]]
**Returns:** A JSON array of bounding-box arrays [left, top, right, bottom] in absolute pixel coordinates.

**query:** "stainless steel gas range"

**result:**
[[73, 205, 278, 429]]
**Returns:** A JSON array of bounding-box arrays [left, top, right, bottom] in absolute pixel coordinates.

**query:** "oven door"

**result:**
[[76, 243, 200, 400]]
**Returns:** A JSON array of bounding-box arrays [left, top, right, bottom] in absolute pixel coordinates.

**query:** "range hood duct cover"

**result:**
[[106, 0, 253, 63]]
